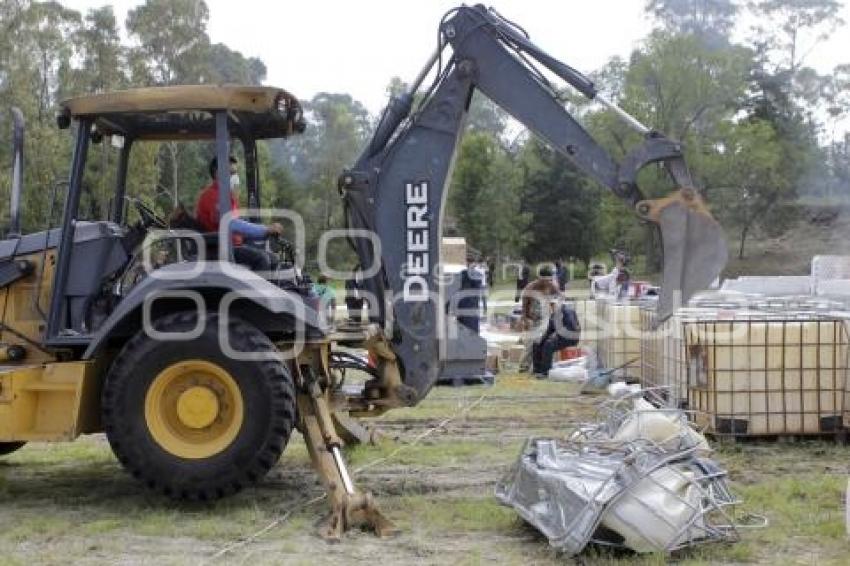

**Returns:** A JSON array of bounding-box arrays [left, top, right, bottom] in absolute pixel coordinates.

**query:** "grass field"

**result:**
[[1, 374, 849, 565]]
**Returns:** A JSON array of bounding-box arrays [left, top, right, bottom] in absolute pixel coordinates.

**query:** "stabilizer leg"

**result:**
[[332, 410, 381, 445], [297, 391, 397, 541]]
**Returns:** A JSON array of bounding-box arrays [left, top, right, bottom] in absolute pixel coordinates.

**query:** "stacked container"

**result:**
[[596, 299, 643, 381], [572, 299, 600, 355], [640, 307, 692, 407], [686, 316, 849, 436]]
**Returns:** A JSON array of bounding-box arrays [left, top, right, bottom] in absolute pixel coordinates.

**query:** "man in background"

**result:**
[[457, 257, 484, 333], [533, 300, 580, 377], [518, 265, 561, 372], [591, 250, 630, 300], [312, 275, 336, 324], [555, 259, 569, 292], [472, 260, 488, 316], [515, 260, 530, 302]]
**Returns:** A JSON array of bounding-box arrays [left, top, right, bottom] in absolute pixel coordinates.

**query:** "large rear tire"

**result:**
[[102, 312, 296, 501]]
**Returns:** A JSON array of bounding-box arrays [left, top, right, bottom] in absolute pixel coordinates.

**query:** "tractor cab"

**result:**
[[0, 85, 311, 357], [0, 82, 363, 508]]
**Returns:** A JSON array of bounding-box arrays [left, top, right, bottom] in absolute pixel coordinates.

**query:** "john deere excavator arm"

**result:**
[[306, 4, 727, 539], [340, 5, 727, 406]]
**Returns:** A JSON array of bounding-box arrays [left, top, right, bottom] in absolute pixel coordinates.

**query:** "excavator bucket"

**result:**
[[637, 188, 728, 320]]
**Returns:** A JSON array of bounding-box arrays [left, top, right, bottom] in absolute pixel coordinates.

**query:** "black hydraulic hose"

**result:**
[[485, 5, 530, 39], [467, 4, 597, 100], [329, 351, 380, 386], [366, 93, 414, 159]]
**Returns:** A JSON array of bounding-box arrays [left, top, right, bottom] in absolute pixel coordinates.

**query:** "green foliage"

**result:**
[[0, 0, 848, 279], [270, 92, 371, 266], [621, 31, 752, 144], [517, 139, 600, 265], [702, 119, 795, 257], [583, 29, 752, 270], [0, 0, 274, 234], [750, 0, 844, 72], [125, 0, 210, 85], [583, 1, 845, 267], [645, 0, 738, 44], [70, 6, 125, 95], [465, 92, 509, 136], [205, 43, 266, 85], [596, 191, 647, 263], [447, 131, 530, 261]]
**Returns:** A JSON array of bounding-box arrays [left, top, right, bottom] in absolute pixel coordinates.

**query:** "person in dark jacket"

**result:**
[[515, 261, 530, 302], [532, 302, 581, 377], [555, 259, 568, 292], [457, 261, 483, 333], [518, 266, 560, 372]]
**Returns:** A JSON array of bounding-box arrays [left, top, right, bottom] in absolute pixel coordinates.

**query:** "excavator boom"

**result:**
[[340, 4, 727, 402]]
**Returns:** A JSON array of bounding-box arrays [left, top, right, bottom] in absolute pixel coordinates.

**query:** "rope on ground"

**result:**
[[207, 494, 325, 562], [352, 391, 488, 476], [207, 390, 489, 561]]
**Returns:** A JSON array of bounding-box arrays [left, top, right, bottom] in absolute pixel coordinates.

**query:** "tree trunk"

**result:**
[[39, 52, 49, 123], [738, 223, 750, 260], [168, 142, 179, 206]]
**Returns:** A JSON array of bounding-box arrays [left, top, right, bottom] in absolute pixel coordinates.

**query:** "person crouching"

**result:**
[[532, 301, 581, 378]]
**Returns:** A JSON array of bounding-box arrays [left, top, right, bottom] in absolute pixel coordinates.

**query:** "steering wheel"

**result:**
[[267, 232, 295, 257], [132, 198, 167, 229]]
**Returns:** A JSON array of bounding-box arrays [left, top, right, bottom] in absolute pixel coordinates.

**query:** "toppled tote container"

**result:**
[[496, 393, 740, 556]]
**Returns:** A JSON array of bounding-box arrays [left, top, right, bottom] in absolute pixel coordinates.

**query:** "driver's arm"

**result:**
[[230, 218, 271, 240], [229, 219, 285, 242]]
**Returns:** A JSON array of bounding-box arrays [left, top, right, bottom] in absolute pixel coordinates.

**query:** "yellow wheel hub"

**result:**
[[177, 386, 220, 429], [144, 360, 244, 459]]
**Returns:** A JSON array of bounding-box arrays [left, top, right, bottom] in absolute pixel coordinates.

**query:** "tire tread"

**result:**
[[101, 311, 296, 501]]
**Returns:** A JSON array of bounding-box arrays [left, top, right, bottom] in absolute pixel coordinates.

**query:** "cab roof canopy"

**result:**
[[59, 85, 305, 141]]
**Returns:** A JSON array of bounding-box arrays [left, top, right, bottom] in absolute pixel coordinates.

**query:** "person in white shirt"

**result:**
[[472, 262, 487, 316], [591, 251, 629, 299]]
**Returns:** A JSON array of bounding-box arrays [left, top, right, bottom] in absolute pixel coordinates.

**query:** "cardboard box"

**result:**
[[441, 237, 467, 265], [508, 345, 525, 363]]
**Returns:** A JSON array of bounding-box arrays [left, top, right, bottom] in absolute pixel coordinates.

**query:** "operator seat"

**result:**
[[167, 203, 220, 260]]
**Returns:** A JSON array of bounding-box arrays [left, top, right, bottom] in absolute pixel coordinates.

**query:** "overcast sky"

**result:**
[[65, 0, 850, 115]]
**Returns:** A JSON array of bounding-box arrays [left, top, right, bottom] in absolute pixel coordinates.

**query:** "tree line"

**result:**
[[447, 0, 850, 272], [0, 0, 848, 277]]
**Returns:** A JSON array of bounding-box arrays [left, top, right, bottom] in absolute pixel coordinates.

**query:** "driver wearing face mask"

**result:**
[[196, 155, 283, 272]]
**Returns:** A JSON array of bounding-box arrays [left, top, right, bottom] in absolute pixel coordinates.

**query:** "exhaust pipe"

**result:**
[[9, 107, 24, 237]]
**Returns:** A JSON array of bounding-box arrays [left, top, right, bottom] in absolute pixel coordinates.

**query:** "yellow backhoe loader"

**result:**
[[0, 5, 726, 540]]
